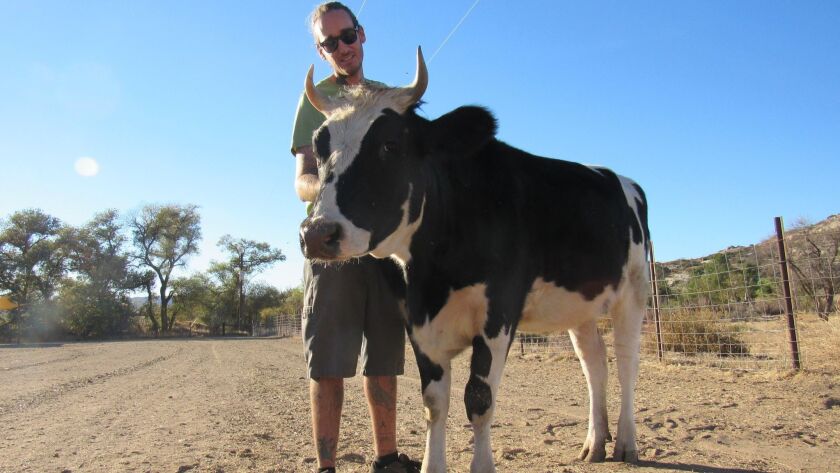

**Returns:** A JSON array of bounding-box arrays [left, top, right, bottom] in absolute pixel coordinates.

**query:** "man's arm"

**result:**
[[295, 145, 320, 202]]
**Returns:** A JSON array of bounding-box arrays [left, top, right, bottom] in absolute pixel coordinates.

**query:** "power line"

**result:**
[[357, 0, 368, 17], [429, 0, 482, 64]]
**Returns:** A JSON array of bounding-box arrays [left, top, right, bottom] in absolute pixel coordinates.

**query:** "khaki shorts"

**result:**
[[302, 256, 406, 378]]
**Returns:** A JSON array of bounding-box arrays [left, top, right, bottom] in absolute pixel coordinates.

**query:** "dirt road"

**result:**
[[1, 336, 838, 472]]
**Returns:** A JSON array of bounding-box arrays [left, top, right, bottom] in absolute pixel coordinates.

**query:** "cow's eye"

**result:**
[[381, 141, 400, 156]]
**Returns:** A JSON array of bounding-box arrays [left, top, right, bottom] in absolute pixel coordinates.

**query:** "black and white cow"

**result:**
[[300, 48, 650, 473]]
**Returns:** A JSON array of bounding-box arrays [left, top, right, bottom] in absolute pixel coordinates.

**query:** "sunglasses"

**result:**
[[318, 26, 359, 54]]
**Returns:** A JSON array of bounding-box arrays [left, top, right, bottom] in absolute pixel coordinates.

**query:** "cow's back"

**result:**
[[431, 140, 648, 299]]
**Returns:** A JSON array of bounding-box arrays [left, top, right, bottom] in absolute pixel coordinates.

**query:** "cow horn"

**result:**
[[305, 65, 335, 116], [402, 46, 428, 107]]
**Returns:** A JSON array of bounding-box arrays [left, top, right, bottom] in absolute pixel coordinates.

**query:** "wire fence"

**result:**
[[259, 217, 839, 371], [519, 217, 839, 370], [253, 314, 302, 338]]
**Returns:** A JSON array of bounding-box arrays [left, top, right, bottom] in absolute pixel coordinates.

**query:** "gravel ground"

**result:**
[[1, 332, 838, 473]]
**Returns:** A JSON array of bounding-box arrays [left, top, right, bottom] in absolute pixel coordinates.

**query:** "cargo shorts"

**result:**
[[302, 256, 406, 379]]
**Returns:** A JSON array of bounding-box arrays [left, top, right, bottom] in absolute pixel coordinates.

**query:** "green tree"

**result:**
[[61, 210, 138, 337], [277, 286, 304, 317], [207, 262, 239, 333], [170, 273, 216, 330], [60, 280, 133, 338], [0, 209, 66, 306], [215, 235, 285, 333], [129, 204, 202, 334], [246, 283, 283, 327], [0, 209, 67, 340], [135, 270, 160, 334]]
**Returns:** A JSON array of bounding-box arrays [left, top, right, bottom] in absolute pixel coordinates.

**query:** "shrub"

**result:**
[[644, 308, 749, 357]]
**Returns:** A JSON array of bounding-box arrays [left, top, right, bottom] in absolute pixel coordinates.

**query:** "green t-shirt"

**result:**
[[290, 77, 386, 156]]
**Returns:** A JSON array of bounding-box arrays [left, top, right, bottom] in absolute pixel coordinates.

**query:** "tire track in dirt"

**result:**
[[0, 347, 181, 417], [1, 350, 91, 372]]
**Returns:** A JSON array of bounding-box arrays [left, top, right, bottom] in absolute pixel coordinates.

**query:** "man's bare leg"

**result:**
[[311, 377, 344, 469], [364, 375, 398, 457]]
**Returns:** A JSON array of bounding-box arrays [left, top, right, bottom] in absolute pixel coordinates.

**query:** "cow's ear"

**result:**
[[428, 106, 497, 156]]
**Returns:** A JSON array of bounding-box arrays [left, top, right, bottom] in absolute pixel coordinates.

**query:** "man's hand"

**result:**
[[295, 145, 320, 202]]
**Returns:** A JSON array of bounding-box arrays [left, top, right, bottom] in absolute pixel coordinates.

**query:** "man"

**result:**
[[290, 3, 420, 473]]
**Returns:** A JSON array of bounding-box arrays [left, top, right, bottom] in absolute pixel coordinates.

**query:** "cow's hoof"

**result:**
[[577, 440, 607, 463], [612, 446, 639, 463]]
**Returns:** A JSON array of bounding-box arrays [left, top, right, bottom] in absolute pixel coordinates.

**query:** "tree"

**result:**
[[207, 260, 239, 333], [277, 286, 304, 317], [788, 218, 839, 320], [60, 280, 133, 338], [259, 286, 304, 323], [129, 204, 201, 334], [215, 235, 285, 333], [135, 270, 160, 334], [0, 209, 66, 306], [61, 210, 138, 337], [0, 209, 67, 340], [246, 283, 283, 327], [170, 273, 216, 331]]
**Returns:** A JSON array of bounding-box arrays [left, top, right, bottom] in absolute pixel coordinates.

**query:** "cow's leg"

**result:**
[[413, 343, 451, 473], [611, 298, 644, 463], [465, 331, 511, 473], [568, 320, 610, 462]]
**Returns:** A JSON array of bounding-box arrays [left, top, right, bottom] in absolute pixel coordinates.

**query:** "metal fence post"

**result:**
[[648, 241, 664, 362], [774, 216, 802, 370]]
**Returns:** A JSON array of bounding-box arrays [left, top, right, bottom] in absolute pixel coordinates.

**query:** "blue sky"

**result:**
[[2, 1, 838, 291]]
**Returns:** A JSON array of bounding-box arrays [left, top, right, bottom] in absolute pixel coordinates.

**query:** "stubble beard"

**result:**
[[333, 53, 362, 82]]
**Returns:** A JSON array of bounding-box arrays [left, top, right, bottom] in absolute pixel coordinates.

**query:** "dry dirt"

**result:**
[[2, 327, 839, 473]]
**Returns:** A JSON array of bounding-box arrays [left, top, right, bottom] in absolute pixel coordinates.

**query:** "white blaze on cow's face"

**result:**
[[300, 48, 429, 262], [303, 86, 426, 262]]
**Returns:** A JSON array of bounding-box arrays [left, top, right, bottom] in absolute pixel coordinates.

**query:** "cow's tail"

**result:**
[[618, 176, 651, 262]]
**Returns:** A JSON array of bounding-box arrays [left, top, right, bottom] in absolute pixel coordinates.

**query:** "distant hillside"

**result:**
[[654, 214, 840, 315]]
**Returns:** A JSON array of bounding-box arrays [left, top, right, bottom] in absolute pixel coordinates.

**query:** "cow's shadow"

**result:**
[[634, 460, 767, 473]]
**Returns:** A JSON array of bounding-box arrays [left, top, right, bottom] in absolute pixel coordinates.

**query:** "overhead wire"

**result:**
[[429, 0, 482, 64]]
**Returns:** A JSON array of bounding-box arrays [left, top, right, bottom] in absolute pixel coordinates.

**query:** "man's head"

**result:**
[[310, 2, 366, 81]]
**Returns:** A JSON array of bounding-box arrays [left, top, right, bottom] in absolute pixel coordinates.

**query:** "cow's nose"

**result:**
[[300, 218, 342, 259]]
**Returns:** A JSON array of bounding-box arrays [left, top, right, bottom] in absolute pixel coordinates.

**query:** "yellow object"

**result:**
[[0, 296, 18, 311]]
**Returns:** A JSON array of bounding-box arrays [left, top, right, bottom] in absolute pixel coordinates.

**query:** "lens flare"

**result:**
[[74, 157, 100, 177]]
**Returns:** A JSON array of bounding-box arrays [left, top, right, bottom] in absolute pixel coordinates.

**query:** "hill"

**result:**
[[654, 214, 840, 318]]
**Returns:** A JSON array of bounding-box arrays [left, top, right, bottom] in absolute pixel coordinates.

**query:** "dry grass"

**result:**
[[793, 312, 840, 373], [643, 308, 750, 357]]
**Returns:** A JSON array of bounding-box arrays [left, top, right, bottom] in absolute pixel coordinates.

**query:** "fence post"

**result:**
[[648, 241, 664, 362], [774, 216, 802, 370]]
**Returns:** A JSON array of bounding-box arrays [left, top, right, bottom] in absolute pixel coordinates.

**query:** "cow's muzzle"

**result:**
[[300, 217, 343, 260]]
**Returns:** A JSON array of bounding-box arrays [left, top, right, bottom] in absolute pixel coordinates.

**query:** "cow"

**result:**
[[299, 48, 650, 473]]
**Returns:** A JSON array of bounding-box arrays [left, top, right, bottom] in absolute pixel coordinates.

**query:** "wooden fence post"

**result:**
[[649, 241, 664, 362], [774, 216, 802, 370]]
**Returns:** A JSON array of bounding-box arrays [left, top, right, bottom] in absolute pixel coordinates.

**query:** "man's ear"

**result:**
[[428, 106, 497, 157], [358, 25, 366, 44]]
